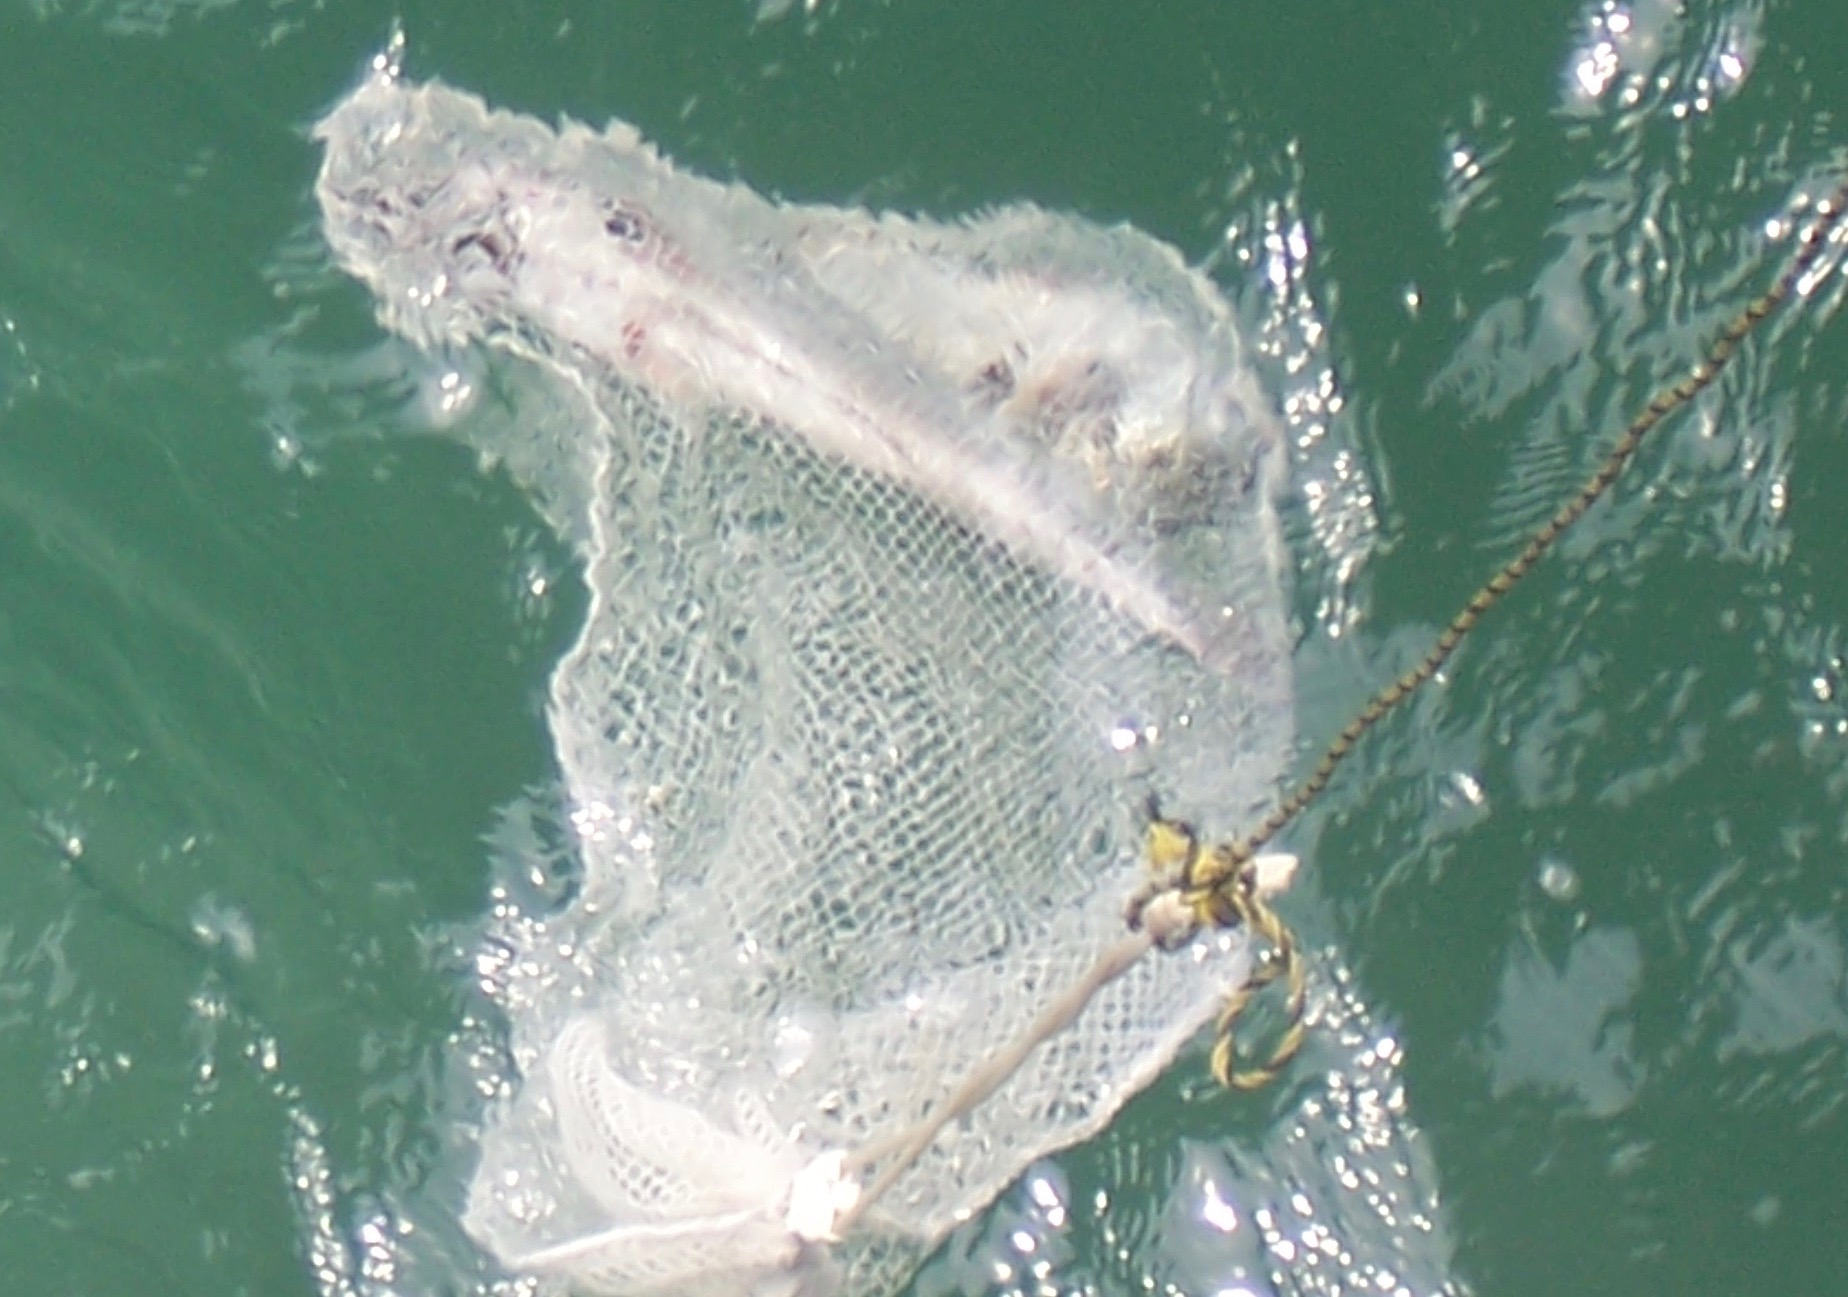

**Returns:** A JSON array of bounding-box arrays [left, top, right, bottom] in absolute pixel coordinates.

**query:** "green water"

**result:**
[[4, 1, 1848, 1293]]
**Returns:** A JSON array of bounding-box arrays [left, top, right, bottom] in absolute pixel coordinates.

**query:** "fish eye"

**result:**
[[451, 229, 514, 270], [973, 357, 1016, 400], [603, 205, 649, 243]]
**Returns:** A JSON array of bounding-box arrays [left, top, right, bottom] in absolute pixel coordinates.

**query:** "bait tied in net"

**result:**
[[313, 37, 1848, 1296], [316, 49, 1298, 1297]]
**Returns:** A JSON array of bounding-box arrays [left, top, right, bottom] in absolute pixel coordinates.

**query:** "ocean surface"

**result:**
[[4, 1, 1847, 1294]]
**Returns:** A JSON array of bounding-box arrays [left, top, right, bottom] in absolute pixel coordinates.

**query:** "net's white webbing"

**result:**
[[316, 55, 1293, 1297]]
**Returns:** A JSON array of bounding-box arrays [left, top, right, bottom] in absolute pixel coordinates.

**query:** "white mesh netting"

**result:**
[[315, 57, 1294, 1297]]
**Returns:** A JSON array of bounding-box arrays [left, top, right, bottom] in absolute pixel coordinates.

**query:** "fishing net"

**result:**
[[316, 56, 1294, 1297]]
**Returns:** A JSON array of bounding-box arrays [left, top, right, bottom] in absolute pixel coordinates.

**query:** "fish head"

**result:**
[[314, 74, 694, 364]]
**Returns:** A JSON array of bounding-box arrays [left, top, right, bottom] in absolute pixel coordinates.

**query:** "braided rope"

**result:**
[[1147, 182, 1848, 1090]]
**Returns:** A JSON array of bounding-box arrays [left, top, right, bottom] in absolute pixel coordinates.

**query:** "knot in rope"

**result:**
[[1129, 801, 1308, 1089]]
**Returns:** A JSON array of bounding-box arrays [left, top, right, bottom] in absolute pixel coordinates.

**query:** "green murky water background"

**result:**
[[4, 1, 1847, 1293]]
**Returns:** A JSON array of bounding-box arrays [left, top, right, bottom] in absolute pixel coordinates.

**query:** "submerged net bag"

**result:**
[[316, 56, 1294, 1297]]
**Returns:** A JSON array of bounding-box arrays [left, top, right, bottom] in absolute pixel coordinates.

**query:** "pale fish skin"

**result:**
[[315, 72, 1285, 666]]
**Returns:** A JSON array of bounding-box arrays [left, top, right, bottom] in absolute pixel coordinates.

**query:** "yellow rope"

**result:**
[[1204, 884, 1306, 1090], [1145, 182, 1848, 1091]]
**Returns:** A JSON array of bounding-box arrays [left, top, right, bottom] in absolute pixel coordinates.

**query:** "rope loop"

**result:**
[[1133, 802, 1309, 1089]]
